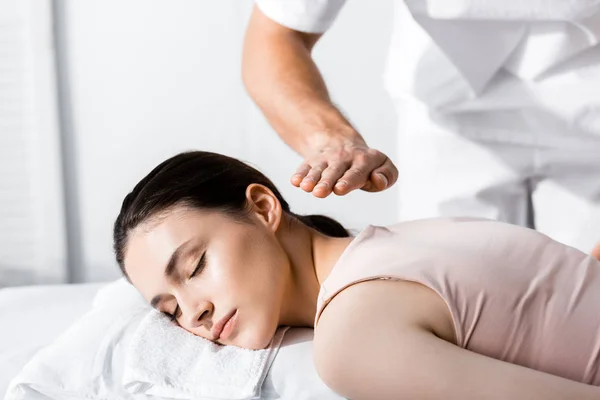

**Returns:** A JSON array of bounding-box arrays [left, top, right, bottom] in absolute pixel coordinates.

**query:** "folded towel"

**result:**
[[123, 310, 288, 400]]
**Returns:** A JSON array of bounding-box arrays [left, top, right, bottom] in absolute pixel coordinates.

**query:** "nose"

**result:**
[[179, 299, 214, 330]]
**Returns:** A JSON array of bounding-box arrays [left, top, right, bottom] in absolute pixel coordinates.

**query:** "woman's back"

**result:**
[[316, 217, 600, 384]]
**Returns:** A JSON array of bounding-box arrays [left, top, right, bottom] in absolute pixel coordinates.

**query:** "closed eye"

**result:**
[[164, 305, 179, 322], [163, 252, 205, 322], [189, 252, 206, 279]]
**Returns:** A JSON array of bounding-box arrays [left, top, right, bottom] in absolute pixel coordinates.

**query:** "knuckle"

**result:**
[[324, 149, 347, 162], [354, 152, 368, 164], [325, 164, 344, 174], [366, 147, 380, 157], [367, 148, 385, 162], [297, 163, 311, 172], [346, 167, 365, 178]]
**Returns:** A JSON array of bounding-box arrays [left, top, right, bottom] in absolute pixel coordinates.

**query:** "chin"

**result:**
[[234, 324, 278, 350]]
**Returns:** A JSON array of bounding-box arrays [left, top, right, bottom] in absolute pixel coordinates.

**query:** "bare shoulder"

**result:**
[[313, 279, 456, 397], [312, 280, 600, 400], [315, 279, 456, 345]]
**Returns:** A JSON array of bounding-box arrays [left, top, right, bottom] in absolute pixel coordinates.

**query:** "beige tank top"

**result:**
[[315, 218, 600, 385]]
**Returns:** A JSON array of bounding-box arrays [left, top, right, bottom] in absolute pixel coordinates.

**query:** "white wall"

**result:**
[[63, 0, 396, 282], [0, 0, 67, 286]]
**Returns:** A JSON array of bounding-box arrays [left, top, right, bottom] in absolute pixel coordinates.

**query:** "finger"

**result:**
[[312, 163, 349, 198], [592, 243, 600, 261], [300, 163, 327, 193], [291, 163, 312, 187], [332, 164, 370, 196], [362, 158, 398, 193]]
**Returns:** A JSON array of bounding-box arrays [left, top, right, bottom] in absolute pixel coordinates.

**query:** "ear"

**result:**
[[245, 184, 282, 233]]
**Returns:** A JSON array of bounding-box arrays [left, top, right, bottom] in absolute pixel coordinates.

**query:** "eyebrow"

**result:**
[[150, 239, 192, 310]]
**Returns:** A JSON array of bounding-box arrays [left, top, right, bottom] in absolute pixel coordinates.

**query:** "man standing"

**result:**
[[242, 0, 600, 252]]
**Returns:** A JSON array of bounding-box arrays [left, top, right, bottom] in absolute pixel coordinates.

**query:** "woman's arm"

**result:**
[[314, 279, 600, 400]]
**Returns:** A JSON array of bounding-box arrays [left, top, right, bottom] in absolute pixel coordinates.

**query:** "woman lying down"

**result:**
[[113, 151, 600, 400]]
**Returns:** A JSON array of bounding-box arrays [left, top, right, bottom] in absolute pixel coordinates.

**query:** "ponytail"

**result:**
[[294, 214, 350, 238]]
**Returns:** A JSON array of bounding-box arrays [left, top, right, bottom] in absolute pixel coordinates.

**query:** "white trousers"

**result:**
[[396, 100, 600, 253]]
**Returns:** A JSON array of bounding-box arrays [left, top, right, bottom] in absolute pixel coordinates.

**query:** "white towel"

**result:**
[[123, 310, 288, 400]]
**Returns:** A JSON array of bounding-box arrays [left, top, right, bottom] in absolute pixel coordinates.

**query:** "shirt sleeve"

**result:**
[[255, 0, 347, 33]]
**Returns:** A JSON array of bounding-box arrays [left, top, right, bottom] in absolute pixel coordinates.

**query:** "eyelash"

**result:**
[[165, 252, 206, 321], [166, 308, 179, 322], [189, 252, 206, 279]]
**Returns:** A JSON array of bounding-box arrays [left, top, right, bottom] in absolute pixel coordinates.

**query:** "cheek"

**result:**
[[214, 232, 286, 291], [236, 299, 281, 349], [212, 257, 282, 305], [219, 238, 285, 349], [244, 242, 288, 299]]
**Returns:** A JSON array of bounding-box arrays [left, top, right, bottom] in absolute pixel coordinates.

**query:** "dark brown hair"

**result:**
[[113, 151, 349, 275]]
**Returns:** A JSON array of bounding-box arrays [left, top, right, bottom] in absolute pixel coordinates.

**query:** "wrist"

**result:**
[[301, 127, 365, 155]]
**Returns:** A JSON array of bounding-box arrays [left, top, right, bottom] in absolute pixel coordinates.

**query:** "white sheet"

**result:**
[[0, 283, 107, 397], [1, 283, 345, 400]]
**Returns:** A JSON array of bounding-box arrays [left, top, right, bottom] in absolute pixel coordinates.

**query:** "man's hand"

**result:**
[[592, 243, 600, 261], [243, 6, 396, 198], [291, 135, 398, 198]]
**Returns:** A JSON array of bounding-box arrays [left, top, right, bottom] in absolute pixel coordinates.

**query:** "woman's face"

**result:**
[[124, 205, 290, 349]]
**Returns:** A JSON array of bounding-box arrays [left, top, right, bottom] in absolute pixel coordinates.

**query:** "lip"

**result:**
[[211, 309, 237, 340]]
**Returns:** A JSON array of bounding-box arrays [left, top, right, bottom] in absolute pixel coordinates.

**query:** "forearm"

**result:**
[[242, 9, 363, 156], [419, 332, 600, 400], [367, 331, 600, 400]]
